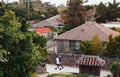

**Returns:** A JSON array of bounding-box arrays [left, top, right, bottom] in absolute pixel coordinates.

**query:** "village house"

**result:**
[[101, 22, 120, 29], [32, 15, 64, 30], [19, 0, 37, 3], [36, 28, 53, 40], [54, 21, 120, 53]]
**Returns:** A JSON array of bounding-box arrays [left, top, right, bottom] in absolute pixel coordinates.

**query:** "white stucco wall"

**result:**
[[56, 40, 70, 52], [56, 40, 64, 52]]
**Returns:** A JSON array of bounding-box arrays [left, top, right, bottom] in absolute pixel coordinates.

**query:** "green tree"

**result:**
[[32, 32, 47, 48], [95, 1, 120, 23], [95, 2, 107, 23], [7, 1, 58, 21], [80, 41, 92, 55], [7, 4, 28, 20], [110, 62, 120, 77], [105, 35, 120, 58], [90, 35, 104, 55], [58, 0, 86, 31], [20, 18, 28, 32], [84, 5, 94, 11], [105, 1, 120, 21], [0, 11, 47, 77], [0, 2, 6, 17], [80, 35, 104, 55], [41, 2, 58, 19]]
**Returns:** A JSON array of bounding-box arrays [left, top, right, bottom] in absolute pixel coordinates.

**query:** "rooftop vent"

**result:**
[[81, 29, 84, 32]]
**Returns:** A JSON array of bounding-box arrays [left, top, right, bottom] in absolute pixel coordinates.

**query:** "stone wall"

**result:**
[[47, 52, 120, 70], [47, 52, 81, 67]]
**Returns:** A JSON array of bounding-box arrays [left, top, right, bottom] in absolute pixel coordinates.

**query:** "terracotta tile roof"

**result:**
[[54, 21, 120, 42], [78, 55, 105, 67], [36, 28, 52, 34], [32, 15, 63, 28]]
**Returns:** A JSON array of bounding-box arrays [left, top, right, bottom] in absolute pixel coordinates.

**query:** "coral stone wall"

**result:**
[[47, 52, 81, 67]]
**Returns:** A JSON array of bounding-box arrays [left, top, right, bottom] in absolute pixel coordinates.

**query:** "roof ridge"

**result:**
[[93, 22, 109, 38], [54, 21, 119, 41], [54, 23, 85, 39]]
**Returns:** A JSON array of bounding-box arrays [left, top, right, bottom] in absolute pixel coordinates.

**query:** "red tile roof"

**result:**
[[36, 28, 52, 34], [78, 55, 105, 67], [54, 21, 120, 42]]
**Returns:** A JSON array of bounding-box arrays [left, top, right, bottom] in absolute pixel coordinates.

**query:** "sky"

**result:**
[[0, 0, 120, 6]]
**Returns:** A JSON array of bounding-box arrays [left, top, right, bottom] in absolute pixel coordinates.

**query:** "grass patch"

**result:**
[[30, 73, 37, 77], [47, 73, 96, 77]]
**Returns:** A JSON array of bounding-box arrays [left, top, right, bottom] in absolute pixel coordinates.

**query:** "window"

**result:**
[[69, 41, 80, 51]]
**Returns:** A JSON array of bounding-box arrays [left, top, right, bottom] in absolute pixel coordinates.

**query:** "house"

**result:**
[[54, 21, 120, 53], [32, 15, 64, 30], [19, 0, 36, 3], [101, 22, 120, 28], [36, 28, 52, 40], [77, 55, 106, 76]]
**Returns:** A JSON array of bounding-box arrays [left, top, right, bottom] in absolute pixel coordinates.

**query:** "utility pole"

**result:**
[[27, 0, 30, 22], [2, 0, 4, 3], [7, 0, 9, 4], [114, 0, 116, 4]]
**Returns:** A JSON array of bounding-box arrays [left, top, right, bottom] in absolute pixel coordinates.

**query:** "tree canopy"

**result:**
[[6, 1, 58, 21], [0, 11, 47, 77], [105, 35, 120, 58], [58, 0, 86, 31], [0, 2, 6, 17], [95, 1, 120, 23], [80, 35, 104, 55], [110, 62, 120, 77]]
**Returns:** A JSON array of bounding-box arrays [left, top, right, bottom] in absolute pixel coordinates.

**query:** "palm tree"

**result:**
[[108, 0, 119, 9], [60, 0, 86, 30]]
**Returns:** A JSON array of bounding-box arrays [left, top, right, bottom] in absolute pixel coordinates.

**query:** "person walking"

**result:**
[[55, 55, 61, 70], [58, 55, 64, 69], [55, 55, 63, 70]]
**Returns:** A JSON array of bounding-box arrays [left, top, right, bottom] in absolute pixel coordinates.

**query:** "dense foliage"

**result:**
[[110, 62, 120, 77], [95, 1, 120, 23], [80, 35, 104, 55], [58, 0, 86, 31], [0, 2, 6, 17], [0, 11, 47, 77], [105, 35, 120, 58], [6, 1, 58, 21]]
